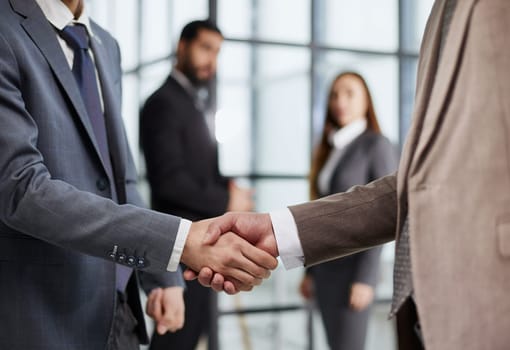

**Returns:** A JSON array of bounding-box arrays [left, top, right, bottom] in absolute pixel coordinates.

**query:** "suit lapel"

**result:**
[[11, 0, 112, 179], [409, 0, 478, 174], [90, 26, 127, 202], [397, 0, 446, 201]]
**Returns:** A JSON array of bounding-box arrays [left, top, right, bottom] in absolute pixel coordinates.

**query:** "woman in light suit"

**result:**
[[299, 72, 398, 350]]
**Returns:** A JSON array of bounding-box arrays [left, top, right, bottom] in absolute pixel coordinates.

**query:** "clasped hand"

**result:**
[[181, 213, 278, 294]]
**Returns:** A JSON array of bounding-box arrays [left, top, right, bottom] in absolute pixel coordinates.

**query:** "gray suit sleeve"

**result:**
[[138, 268, 185, 294], [0, 33, 180, 275], [121, 132, 186, 290]]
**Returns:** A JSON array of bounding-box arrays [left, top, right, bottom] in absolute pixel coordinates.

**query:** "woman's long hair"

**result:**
[[309, 72, 381, 199]]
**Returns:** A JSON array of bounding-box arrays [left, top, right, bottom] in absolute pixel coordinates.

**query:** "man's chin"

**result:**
[[196, 74, 213, 83]]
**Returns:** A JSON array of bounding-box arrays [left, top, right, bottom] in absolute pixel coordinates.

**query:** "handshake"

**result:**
[[180, 212, 279, 294]]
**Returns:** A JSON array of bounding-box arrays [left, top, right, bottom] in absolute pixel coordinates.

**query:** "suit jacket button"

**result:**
[[117, 253, 126, 263], [96, 178, 109, 191], [136, 258, 145, 268], [127, 256, 136, 266]]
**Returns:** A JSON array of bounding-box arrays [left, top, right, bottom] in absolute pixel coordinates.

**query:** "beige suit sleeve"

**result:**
[[289, 174, 397, 267]]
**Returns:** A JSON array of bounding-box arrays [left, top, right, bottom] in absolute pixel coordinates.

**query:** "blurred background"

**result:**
[[86, 1, 434, 349]]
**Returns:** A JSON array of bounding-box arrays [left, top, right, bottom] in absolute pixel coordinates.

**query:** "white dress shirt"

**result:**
[[34, 0, 191, 272], [318, 119, 367, 195]]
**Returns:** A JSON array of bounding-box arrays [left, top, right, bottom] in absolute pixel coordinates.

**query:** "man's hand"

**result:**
[[204, 212, 278, 256], [146, 286, 185, 334], [184, 212, 279, 294], [349, 282, 375, 311], [181, 218, 278, 293], [299, 274, 314, 300], [227, 181, 254, 212]]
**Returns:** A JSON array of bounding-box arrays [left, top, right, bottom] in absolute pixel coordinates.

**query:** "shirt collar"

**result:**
[[329, 118, 367, 149], [170, 68, 196, 96], [35, 0, 93, 36]]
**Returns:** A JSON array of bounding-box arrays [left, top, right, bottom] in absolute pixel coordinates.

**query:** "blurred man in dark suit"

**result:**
[[140, 20, 253, 350]]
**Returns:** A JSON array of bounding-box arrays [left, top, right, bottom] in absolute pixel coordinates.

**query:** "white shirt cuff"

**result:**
[[167, 219, 192, 272], [270, 208, 305, 269]]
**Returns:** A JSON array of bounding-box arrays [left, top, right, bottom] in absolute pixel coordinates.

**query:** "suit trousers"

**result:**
[[107, 292, 140, 350], [396, 298, 425, 350]]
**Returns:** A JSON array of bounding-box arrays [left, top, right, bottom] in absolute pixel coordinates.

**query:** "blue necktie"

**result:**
[[59, 24, 113, 175], [59, 24, 131, 292]]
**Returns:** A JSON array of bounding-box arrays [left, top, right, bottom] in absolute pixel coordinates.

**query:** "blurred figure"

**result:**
[[140, 20, 253, 350], [299, 72, 398, 350]]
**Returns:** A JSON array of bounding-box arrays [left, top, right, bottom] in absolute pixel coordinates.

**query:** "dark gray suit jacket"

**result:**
[[140, 75, 230, 222], [140, 74, 229, 349], [0, 0, 183, 348]]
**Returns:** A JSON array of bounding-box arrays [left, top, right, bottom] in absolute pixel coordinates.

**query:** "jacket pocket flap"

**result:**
[[497, 220, 510, 258]]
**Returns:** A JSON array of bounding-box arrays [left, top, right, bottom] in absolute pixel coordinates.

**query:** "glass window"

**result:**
[[217, 42, 253, 176], [141, 0, 172, 62], [139, 61, 172, 103], [217, 44, 311, 176], [218, 0, 311, 44], [317, 0, 398, 52], [412, 0, 436, 51], [170, 0, 209, 42], [121, 73, 140, 167], [87, 0, 139, 71], [115, 0, 139, 71], [86, 1, 114, 29], [400, 58, 419, 143], [217, 0, 252, 38], [254, 46, 311, 175], [254, 178, 309, 211]]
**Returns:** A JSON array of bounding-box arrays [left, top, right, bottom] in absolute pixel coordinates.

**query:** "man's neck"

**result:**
[[61, 0, 83, 19]]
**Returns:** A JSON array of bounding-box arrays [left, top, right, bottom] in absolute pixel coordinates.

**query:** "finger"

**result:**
[[157, 324, 168, 335], [183, 268, 198, 281], [146, 293, 155, 317], [152, 289, 164, 321], [237, 253, 271, 280], [210, 273, 225, 292], [147, 288, 161, 316], [224, 280, 240, 295], [149, 289, 163, 320], [159, 311, 182, 333], [222, 266, 262, 289], [241, 243, 278, 272], [228, 244, 275, 280], [224, 277, 252, 294], [203, 213, 236, 245], [215, 237, 273, 280], [197, 267, 215, 287]]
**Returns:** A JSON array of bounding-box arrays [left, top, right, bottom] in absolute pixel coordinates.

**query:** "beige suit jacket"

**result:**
[[290, 0, 510, 348]]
